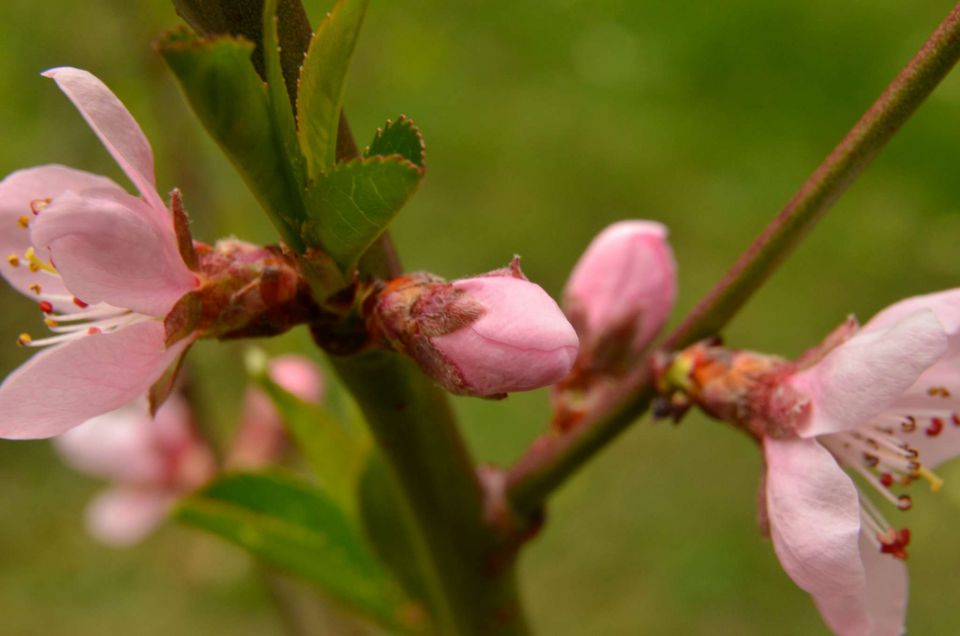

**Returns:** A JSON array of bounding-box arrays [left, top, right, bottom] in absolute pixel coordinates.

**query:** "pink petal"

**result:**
[[0, 321, 192, 439], [564, 220, 677, 352], [812, 532, 908, 636], [433, 276, 579, 395], [790, 311, 947, 437], [53, 401, 165, 483], [31, 189, 197, 316], [0, 165, 122, 309], [229, 388, 287, 469], [85, 486, 174, 547], [862, 287, 960, 342], [268, 355, 325, 404], [764, 437, 866, 599], [42, 67, 163, 211]]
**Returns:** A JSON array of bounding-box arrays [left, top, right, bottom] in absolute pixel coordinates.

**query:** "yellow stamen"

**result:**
[[44, 318, 58, 328], [28, 283, 42, 295], [7, 254, 20, 268], [17, 215, 30, 229], [917, 465, 944, 493], [16, 333, 32, 347], [24, 247, 56, 274]]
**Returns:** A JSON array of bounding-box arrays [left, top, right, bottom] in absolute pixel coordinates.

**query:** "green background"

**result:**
[[2, 0, 960, 633]]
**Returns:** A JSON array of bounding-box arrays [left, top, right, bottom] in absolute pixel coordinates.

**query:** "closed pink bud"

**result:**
[[375, 269, 579, 397], [564, 221, 677, 362]]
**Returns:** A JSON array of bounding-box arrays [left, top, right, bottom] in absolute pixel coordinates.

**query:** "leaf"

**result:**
[[302, 156, 423, 270], [358, 453, 438, 623], [365, 116, 426, 168], [156, 28, 305, 251], [176, 471, 414, 632], [297, 0, 371, 177], [172, 0, 312, 105], [256, 372, 368, 511]]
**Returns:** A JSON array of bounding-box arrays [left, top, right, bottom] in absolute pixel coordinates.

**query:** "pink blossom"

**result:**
[[0, 67, 199, 439], [564, 220, 677, 358], [375, 268, 579, 397], [229, 355, 325, 468], [54, 394, 215, 547], [765, 290, 960, 635]]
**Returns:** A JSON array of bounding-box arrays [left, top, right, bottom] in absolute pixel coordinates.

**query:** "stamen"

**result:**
[[17, 215, 29, 229], [7, 254, 20, 268], [902, 416, 917, 433], [880, 473, 894, 488], [16, 333, 32, 347], [38, 301, 53, 314], [44, 318, 58, 328], [23, 247, 56, 274], [878, 527, 911, 560], [28, 283, 41, 295], [73, 297, 88, 309], [953, 413, 960, 427], [916, 466, 944, 493], [29, 198, 50, 215], [87, 327, 101, 335], [897, 495, 913, 511], [927, 386, 951, 398], [926, 417, 944, 437]]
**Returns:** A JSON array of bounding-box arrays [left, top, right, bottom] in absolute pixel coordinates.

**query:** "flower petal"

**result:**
[[53, 401, 166, 483], [0, 165, 122, 308], [790, 311, 947, 437], [0, 321, 191, 439], [812, 531, 908, 636], [42, 67, 163, 210], [764, 437, 865, 599], [863, 287, 960, 342], [31, 189, 197, 316], [85, 486, 173, 547]]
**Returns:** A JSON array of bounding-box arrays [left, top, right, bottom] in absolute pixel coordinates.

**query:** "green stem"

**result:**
[[505, 1, 960, 517], [332, 352, 530, 636]]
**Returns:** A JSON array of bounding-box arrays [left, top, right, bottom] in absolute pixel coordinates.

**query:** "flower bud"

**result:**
[[564, 221, 677, 368], [374, 268, 579, 397]]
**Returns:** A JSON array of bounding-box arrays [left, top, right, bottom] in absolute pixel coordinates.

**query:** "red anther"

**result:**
[[897, 495, 913, 511], [926, 417, 944, 437], [952, 413, 960, 427], [880, 473, 894, 488], [38, 300, 53, 314], [878, 527, 911, 560], [72, 297, 88, 308], [87, 327, 102, 335]]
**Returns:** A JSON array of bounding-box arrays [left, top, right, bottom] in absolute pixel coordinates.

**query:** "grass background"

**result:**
[[2, 0, 960, 633]]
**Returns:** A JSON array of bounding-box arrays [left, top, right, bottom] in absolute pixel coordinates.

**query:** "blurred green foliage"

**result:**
[[2, 0, 960, 633]]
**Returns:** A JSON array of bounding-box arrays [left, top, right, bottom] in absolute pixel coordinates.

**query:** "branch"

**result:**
[[505, 1, 960, 516]]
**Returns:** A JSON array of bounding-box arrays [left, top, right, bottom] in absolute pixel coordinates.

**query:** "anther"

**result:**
[[16, 333, 32, 347], [897, 495, 913, 511], [878, 527, 911, 560], [864, 453, 879, 468], [28, 283, 41, 295], [927, 386, 951, 398], [29, 198, 50, 215], [880, 473, 894, 488], [44, 318, 58, 328], [86, 327, 101, 335], [17, 215, 29, 229], [926, 417, 944, 437], [902, 416, 917, 433], [72, 297, 88, 309], [38, 301, 53, 314], [7, 254, 20, 268], [953, 413, 960, 427]]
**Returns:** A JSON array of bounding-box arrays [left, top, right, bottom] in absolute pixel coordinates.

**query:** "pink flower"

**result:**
[[54, 394, 215, 547], [229, 355, 325, 468], [374, 266, 579, 397], [762, 289, 960, 636], [0, 67, 200, 439], [564, 220, 677, 360]]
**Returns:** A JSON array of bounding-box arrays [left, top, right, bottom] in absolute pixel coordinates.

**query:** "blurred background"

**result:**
[[2, 0, 960, 633]]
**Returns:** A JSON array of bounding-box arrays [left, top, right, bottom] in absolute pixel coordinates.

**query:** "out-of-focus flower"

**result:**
[[54, 394, 215, 547], [0, 67, 199, 439], [229, 355, 325, 468], [659, 289, 960, 636], [373, 262, 579, 397], [564, 220, 676, 367]]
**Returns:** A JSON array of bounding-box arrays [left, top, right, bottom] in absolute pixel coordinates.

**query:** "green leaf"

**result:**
[[157, 28, 306, 250], [302, 156, 423, 270], [256, 371, 368, 511], [176, 471, 413, 632], [297, 0, 371, 177], [365, 116, 426, 168], [171, 0, 312, 105], [358, 453, 438, 623]]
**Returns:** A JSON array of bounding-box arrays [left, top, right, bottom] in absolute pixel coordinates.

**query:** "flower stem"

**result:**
[[505, 1, 960, 517]]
